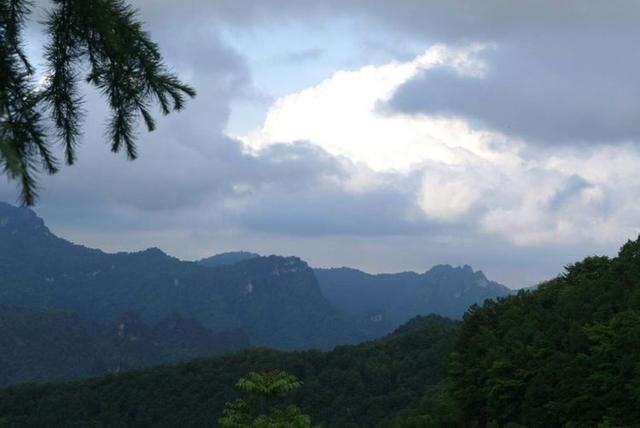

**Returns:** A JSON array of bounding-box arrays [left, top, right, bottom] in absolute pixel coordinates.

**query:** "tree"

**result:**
[[1, 0, 195, 205], [219, 370, 315, 428]]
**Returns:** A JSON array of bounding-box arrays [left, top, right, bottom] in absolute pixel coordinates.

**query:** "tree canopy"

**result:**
[[409, 237, 640, 427], [0, 0, 195, 205], [219, 371, 314, 428]]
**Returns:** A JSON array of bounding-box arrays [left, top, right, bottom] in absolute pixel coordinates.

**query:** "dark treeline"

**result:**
[[443, 238, 640, 427], [0, 316, 457, 428]]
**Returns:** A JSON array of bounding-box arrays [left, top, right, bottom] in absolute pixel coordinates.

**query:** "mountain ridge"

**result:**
[[0, 202, 363, 352]]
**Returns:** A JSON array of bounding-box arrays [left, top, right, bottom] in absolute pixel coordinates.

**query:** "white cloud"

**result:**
[[238, 44, 496, 172], [238, 46, 640, 247]]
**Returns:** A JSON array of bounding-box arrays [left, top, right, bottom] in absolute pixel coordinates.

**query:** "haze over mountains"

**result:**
[[0, 201, 509, 385]]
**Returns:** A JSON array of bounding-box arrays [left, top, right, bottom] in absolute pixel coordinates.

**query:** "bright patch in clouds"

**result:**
[[237, 45, 640, 247], [239, 44, 497, 171]]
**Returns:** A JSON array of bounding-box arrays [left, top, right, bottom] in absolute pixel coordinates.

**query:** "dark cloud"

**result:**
[[388, 40, 640, 145], [161, 0, 639, 44], [162, 0, 640, 145], [232, 167, 432, 236], [547, 175, 592, 211]]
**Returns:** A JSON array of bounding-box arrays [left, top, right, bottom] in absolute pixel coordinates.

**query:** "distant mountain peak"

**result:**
[[138, 247, 169, 257], [426, 264, 487, 278], [0, 202, 48, 234]]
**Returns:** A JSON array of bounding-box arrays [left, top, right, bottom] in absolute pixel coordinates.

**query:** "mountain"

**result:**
[[0, 315, 459, 428], [0, 306, 248, 386], [315, 264, 511, 338], [197, 249, 511, 338], [4, 200, 638, 426], [0, 202, 362, 351], [432, 238, 640, 428], [381, 237, 640, 427], [5, 238, 640, 427], [198, 251, 259, 268]]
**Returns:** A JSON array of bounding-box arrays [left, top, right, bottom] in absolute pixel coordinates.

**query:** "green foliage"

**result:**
[[219, 371, 313, 428], [235, 371, 303, 400], [1, 0, 56, 205], [442, 237, 640, 427], [0, 315, 458, 427], [0, 0, 195, 205]]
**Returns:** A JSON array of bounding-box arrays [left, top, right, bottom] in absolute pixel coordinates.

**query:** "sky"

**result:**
[[2, 0, 640, 288]]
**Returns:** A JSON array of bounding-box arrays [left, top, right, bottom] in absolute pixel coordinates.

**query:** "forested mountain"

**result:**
[[315, 264, 511, 338], [0, 306, 248, 386], [0, 315, 459, 428], [431, 237, 640, 428], [199, 249, 512, 338], [0, 202, 362, 351]]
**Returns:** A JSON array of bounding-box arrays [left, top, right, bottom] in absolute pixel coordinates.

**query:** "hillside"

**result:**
[[0, 306, 248, 386], [0, 315, 459, 428], [393, 237, 640, 427]]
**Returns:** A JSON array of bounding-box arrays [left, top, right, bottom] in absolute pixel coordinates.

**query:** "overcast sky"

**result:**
[[3, 0, 640, 288]]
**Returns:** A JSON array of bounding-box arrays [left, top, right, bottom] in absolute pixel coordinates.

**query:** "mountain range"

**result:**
[[200, 251, 511, 338], [5, 236, 639, 427], [0, 201, 509, 385]]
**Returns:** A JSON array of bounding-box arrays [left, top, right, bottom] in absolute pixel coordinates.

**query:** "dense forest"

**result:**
[[0, 315, 457, 427], [2, 238, 640, 427], [442, 238, 640, 427], [0, 306, 248, 386]]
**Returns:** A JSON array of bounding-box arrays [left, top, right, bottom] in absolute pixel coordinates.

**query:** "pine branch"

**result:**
[[1, 0, 195, 205], [44, 3, 84, 165]]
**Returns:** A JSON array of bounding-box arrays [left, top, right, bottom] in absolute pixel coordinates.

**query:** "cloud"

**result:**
[[388, 42, 640, 145], [241, 44, 494, 171], [3, 0, 639, 289], [239, 46, 640, 250], [174, 0, 640, 146]]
